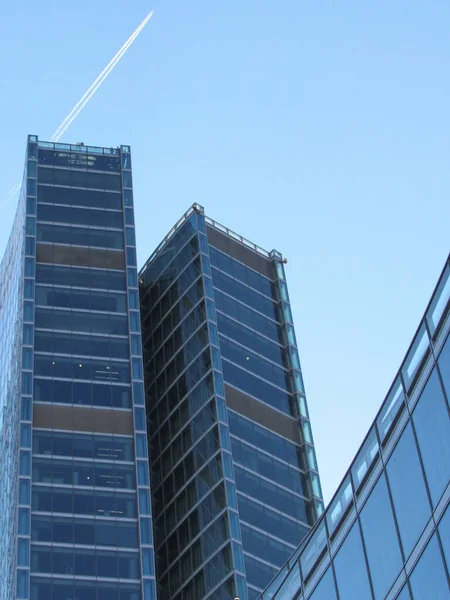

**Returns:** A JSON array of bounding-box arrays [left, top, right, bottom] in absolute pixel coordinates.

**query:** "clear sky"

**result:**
[[1, 0, 449, 503]]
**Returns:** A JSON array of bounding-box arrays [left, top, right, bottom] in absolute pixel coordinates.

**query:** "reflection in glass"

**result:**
[[334, 522, 372, 600], [438, 503, 450, 566], [386, 423, 431, 558], [309, 567, 338, 600], [410, 535, 450, 599], [412, 369, 450, 506], [359, 474, 402, 599]]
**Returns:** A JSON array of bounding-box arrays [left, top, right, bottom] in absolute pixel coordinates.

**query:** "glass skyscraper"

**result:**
[[0, 136, 156, 600], [261, 256, 450, 600], [140, 204, 323, 600]]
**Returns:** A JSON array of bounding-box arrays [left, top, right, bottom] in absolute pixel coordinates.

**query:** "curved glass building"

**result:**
[[261, 256, 450, 600]]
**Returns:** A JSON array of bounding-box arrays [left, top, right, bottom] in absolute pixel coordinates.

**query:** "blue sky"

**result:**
[[1, 1, 449, 503]]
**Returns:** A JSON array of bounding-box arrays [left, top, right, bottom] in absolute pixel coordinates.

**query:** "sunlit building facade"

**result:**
[[140, 205, 323, 600], [261, 256, 450, 600], [0, 135, 156, 600]]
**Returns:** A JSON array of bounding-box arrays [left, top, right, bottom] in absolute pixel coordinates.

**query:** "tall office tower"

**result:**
[[0, 135, 156, 600], [261, 256, 450, 600], [140, 204, 323, 600]]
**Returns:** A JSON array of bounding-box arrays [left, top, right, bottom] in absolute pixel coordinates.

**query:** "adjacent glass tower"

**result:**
[[140, 204, 323, 600], [1, 136, 156, 600], [261, 256, 450, 600]]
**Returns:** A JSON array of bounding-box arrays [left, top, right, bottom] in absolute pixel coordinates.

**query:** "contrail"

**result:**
[[51, 10, 154, 142], [1, 10, 154, 212]]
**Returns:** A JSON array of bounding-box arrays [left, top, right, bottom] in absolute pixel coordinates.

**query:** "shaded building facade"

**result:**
[[261, 256, 450, 600], [140, 204, 323, 600], [0, 136, 156, 600]]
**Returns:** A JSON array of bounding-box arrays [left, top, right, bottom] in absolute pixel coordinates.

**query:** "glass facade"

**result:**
[[140, 205, 322, 600], [261, 257, 450, 600], [1, 137, 156, 600]]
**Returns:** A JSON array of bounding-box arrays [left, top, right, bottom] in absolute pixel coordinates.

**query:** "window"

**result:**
[[35, 263, 126, 291], [309, 567, 338, 600], [36, 223, 123, 249], [359, 474, 402, 600], [409, 535, 450, 599], [386, 423, 431, 558], [37, 203, 123, 229], [412, 369, 450, 506], [438, 503, 450, 566], [334, 522, 372, 600], [438, 332, 450, 400], [38, 184, 122, 209]]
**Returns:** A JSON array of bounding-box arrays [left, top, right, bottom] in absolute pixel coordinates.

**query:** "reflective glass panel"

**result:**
[[386, 423, 431, 558], [410, 534, 449, 599], [334, 522, 372, 600], [309, 567, 338, 600], [412, 369, 450, 506], [360, 474, 402, 599]]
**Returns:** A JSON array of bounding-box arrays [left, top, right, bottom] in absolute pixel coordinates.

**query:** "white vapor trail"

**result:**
[[1, 10, 154, 212], [50, 10, 154, 142]]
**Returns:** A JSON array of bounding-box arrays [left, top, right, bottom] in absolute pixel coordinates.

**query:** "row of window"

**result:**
[[155, 483, 226, 556], [214, 290, 281, 342], [32, 485, 137, 518], [32, 516, 138, 548], [245, 554, 278, 594], [227, 409, 302, 467], [151, 347, 212, 414], [212, 267, 276, 319], [38, 149, 122, 172], [150, 384, 215, 484], [209, 245, 274, 297], [35, 307, 128, 335], [158, 543, 233, 600], [38, 167, 121, 191], [32, 458, 135, 489], [37, 223, 124, 250], [36, 263, 127, 291], [142, 273, 204, 359], [35, 331, 130, 360], [34, 378, 131, 408], [156, 426, 220, 510], [234, 465, 309, 524], [238, 493, 309, 547], [157, 515, 229, 594], [142, 274, 203, 347], [222, 359, 292, 415], [146, 313, 208, 387], [37, 183, 122, 210], [152, 400, 217, 491], [144, 236, 200, 307], [217, 312, 285, 367], [220, 335, 289, 391], [231, 437, 305, 496], [241, 523, 294, 568], [33, 431, 133, 462], [31, 546, 139, 579], [30, 577, 140, 600], [140, 216, 197, 287], [38, 203, 124, 230], [34, 355, 130, 383], [35, 285, 127, 313], [152, 452, 223, 529]]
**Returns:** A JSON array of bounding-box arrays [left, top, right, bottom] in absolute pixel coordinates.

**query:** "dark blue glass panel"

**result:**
[[412, 369, 450, 506], [386, 422, 431, 558], [38, 150, 120, 172], [359, 474, 402, 600], [35, 307, 128, 335], [36, 223, 123, 249], [37, 184, 122, 209], [36, 264, 126, 290], [37, 203, 123, 228], [240, 524, 293, 567], [309, 567, 338, 600], [410, 534, 449, 599], [35, 285, 126, 313], [38, 167, 121, 190], [334, 522, 372, 600]]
